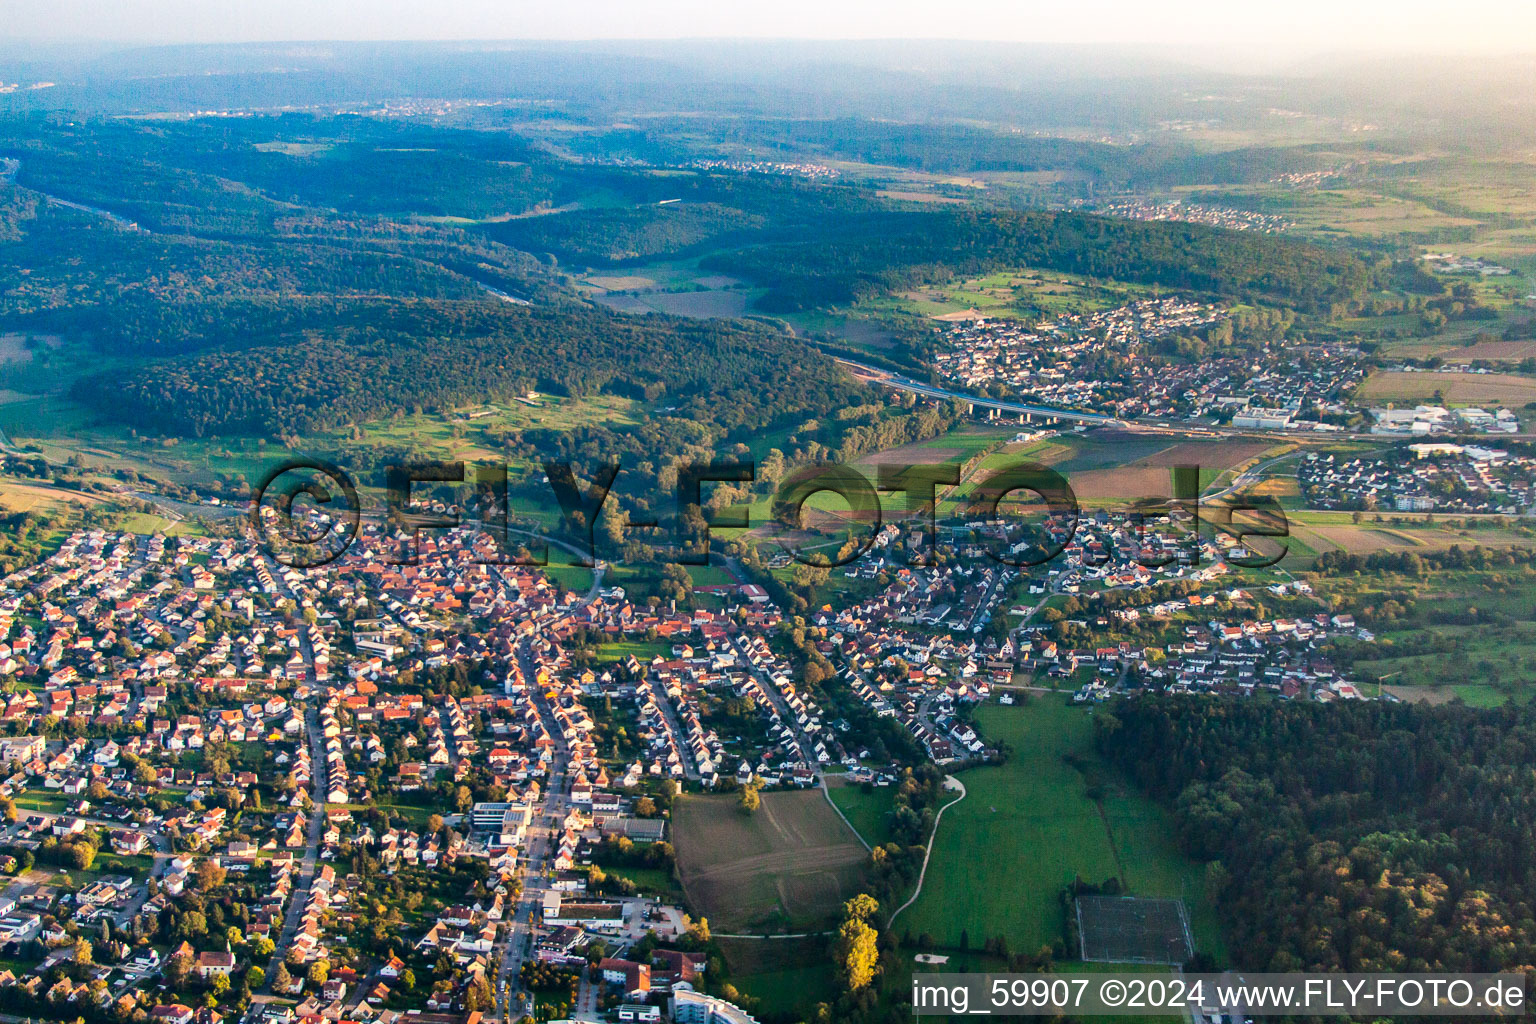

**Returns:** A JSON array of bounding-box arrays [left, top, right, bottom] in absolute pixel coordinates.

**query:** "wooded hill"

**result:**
[[1097, 696, 1536, 973]]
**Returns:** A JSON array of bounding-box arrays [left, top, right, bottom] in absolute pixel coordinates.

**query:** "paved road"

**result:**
[[0, 425, 23, 457], [646, 682, 701, 783], [574, 965, 599, 1019], [820, 776, 872, 853], [740, 648, 821, 777], [489, 644, 575, 1022], [1202, 450, 1303, 505], [3, 809, 174, 924], [257, 705, 327, 994]]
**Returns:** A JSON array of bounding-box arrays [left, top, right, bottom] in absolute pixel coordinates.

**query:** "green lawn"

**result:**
[[899, 699, 1224, 962], [717, 937, 839, 1017], [13, 790, 72, 813], [602, 864, 679, 898], [826, 780, 898, 848], [541, 564, 596, 594], [338, 802, 437, 828], [91, 852, 157, 878], [593, 639, 672, 665]]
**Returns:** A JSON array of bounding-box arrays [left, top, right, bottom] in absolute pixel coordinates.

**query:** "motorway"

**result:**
[[836, 358, 1124, 426]]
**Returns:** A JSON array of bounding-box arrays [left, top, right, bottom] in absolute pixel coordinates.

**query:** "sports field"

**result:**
[[899, 700, 1223, 960], [673, 789, 869, 933], [1077, 895, 1194, 964]]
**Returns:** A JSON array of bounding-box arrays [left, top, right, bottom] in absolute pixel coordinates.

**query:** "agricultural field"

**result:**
[[898, 700, 1223, 961], [0, 479, 109, 513], [1355, 370, 1536, 408], [1052, 437, 1278, 503], [1176, 182, 1481, 239], [1285, 509, 1536, 560], [967, 431, 1287, 506], [592, 288, 757, 318], [672, 789, 870, 934], [580, 259, 763, 319]]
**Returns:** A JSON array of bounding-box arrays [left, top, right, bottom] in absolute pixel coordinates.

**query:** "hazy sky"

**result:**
[[5, 0, 1536, 55]]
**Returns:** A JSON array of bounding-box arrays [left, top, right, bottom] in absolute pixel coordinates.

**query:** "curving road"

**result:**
[[1202, 450, 1302, 505]]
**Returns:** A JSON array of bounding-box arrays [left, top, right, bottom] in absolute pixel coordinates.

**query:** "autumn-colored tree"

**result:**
[[196, 858, 227, 892], [834, 893, 881, 991], [835, 917, 879, 991]]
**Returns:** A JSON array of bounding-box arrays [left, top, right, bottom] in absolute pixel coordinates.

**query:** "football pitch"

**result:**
[[1077, 894, 1194, 964]]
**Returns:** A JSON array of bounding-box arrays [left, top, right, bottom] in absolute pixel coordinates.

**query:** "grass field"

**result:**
[[899, 700, 1223, 961], [717, 937, 838, 1015], [672, 789, 869, 933], [12, 789, 73, 813], [857, 265, 1152, 322], [1312, 563, 1536, 705], [591, 639, 671, 665], [825, 777, 899, 848]]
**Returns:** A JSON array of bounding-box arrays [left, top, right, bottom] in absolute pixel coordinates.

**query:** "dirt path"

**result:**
[[821, 777, 873, 853], [888, 776, 968, 927]]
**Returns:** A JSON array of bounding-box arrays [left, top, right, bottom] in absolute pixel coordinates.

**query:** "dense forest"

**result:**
[[482, 172, 886, 263], [0, 198, 490, 324], [78, 300, 864, 438], [4, 115, 565, 224], [706, 208, 1377, 314], [1096, 697, 1536, 973]]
